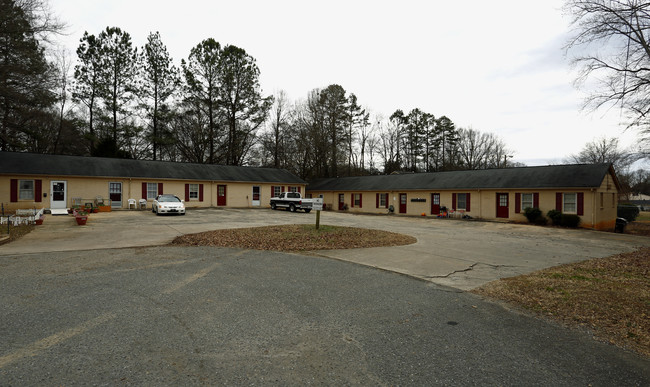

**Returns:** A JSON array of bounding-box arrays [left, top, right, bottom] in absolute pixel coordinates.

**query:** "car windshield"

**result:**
[[158, 195, 181, 202]]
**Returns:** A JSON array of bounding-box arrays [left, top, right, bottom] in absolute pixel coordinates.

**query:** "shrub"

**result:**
[[547, 209, 562, 225], [560, 214, 581, 228], [534, 216, 548, 226], [523, 207, 543, 223], [617, 204, 640, 222]]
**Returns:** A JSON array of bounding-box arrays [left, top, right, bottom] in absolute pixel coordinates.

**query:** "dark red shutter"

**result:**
[[185, 184, 190, 201], [385, 193, 389, 208], [298, 187, 301, 193], [10, 179, 18, 202], [515, 193, 521, 213], [376, 193, 379, 208], [158, 183, 163, 195], [281, 186, 285, 192], [199, 184, 204, 202], [577, 192, 584, 216], [271, 186, 275, 197], [466, 193, 470, 211], [556, 193, 562, 211], [452, 193, 456, 210], [351, 194, 354, 208], [359, 194, 362, 208], [533, 193, 539, 208], [35, 180, 42, 202], [142, 183, 147, 199]]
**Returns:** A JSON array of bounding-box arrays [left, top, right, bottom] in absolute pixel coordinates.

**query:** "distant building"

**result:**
[[306, 164, 620, 231], [0, 152, 305, 212]]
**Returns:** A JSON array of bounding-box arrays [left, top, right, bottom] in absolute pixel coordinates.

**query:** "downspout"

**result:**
[[478, 189, 481, 219], [591, 188, 596, 229]]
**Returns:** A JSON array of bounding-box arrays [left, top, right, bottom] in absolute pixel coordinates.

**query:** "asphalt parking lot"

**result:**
[[2, 208, 649, 290], [1, 209, 649, 385]]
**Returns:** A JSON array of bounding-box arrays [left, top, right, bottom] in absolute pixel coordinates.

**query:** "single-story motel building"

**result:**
[[305, 163, 620, 231], [1, 152, 620, 231], [0, 152, 306, 213]]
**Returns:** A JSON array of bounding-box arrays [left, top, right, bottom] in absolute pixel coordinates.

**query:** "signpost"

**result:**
[[313, 198, 323, 229]]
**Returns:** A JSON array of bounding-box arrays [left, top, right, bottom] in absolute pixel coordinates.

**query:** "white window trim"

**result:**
[[189, 184, 199, 200], [457, 193, 467, 210], [19, 179, 35, 201], [379, 193, 387, 207], [147, 183, 158, 199], [563, 193, 577, 214], [521, 193, 533, 210], [354, 193, 361, 207]]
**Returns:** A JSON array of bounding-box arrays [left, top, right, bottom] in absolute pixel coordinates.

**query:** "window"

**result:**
[[457, 193, 467, 210], [354, 193, 361, 207], [563, 193, 577, 213], [289, 186, 298, 193], [272, 186, 281, 197], [379, 193, 387, 207], [19, 180, 34, 200], [600, 192, 604, 209], [611, 193, 616, 208], [189, 184, 199, 200], [521, 193, 533, 210], [147, 183, 158, 199]]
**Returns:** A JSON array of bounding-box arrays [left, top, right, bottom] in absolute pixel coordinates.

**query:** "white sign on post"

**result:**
[[312, 198, 323, 211]]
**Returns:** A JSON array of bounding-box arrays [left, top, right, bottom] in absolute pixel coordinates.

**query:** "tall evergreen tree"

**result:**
[[141, 31, 178, 160], [182, 38, 222, 163], [218, 44, 272, 165], [73, 31, 102, 150], [97, 26, 138, 145], [0, 0, 56, 151], [319, 84, 349, 177]]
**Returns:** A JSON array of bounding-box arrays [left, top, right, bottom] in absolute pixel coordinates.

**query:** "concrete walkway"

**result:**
[[2, 208, 649, 290]]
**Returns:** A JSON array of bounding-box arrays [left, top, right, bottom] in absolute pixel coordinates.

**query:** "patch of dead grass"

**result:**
[[627, 221, 650, 237], [473, 248, 650, 357], [170, 224, 416, 251]]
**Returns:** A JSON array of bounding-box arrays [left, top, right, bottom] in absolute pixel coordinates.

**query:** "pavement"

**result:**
[[2, 208, 650, 385], [2, 207, 649, 290]]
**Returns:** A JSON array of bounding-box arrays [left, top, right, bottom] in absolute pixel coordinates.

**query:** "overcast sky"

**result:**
[[49, 0, 643, 166]]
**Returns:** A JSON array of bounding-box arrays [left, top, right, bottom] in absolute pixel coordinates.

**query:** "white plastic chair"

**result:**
[[128, 198, 136, 209], [138, 199, 147, 210]]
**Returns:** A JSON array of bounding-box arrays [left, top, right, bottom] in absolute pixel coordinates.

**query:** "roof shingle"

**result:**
[[0, 152, 305, 184], [307, 164, 615, 191]]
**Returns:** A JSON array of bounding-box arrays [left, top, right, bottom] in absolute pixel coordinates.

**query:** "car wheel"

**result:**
[[304, 209, 311, 213], [271, 203, 277, 210], [289, 204, 296, 212]]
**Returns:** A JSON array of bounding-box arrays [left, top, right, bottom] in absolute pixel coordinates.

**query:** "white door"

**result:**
[[109, 182, 122, 208], [252, 186, 261, 207], [50, 181, 67, 210]]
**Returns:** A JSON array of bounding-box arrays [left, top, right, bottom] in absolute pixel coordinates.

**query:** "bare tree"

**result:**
[[567, 136, 637, 172], [564, 0, 650, 151]]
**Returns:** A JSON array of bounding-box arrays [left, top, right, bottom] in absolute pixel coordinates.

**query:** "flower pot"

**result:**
[[98, 205, 111, 212], [75, 216, 88, 225], [35, 216, 44, 225]]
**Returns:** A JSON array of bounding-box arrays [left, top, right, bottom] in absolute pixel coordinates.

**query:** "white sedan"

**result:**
[[152, 194, 186, 215]]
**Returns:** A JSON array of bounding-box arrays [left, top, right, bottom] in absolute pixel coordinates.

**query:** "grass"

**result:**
[[472, 248, 650, 357], [171, 224, 417, 251], [0, 223, 34, 243], [636, 212, 650, 222]]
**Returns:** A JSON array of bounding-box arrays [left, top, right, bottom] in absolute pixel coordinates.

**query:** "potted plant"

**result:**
[[75, 210, 89, 225], [35, 215, 45, 225]]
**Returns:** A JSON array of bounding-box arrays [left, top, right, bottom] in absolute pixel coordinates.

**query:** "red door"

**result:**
[[496, 192, 509, 218], [217, 185, 227, 206], [399, 193, 407, 214], [338, 193, 345, 210], [431, 193, 440, 215]]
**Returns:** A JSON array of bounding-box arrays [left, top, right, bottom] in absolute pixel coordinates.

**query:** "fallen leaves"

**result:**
[[473, 247, 650, 357], [170, 224, 417, 251]]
